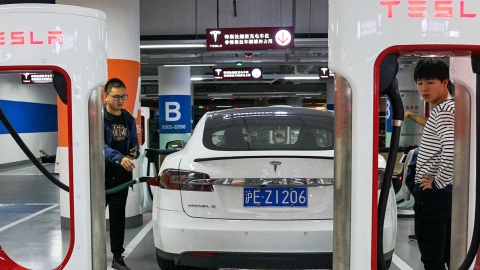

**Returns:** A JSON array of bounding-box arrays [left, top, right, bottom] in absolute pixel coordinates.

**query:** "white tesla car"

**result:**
[[150, 106, 397, 270]]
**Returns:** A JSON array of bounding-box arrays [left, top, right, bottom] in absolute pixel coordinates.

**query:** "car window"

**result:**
[[202, 109, 334, 151]]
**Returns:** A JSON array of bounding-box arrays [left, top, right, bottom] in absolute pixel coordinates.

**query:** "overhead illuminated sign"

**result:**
[[22, 73, 53, 84], [206, 27, 294, 51], [213, 67, 263, 81], [380, 1, 476, 18], [318, 67, 334, 80], [0, 30, 63, 45]]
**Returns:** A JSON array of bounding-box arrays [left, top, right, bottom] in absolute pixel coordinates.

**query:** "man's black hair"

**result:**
[[413, 58, 449, 82], [447, 79, 455, 95], [105, 78, 126, 94]]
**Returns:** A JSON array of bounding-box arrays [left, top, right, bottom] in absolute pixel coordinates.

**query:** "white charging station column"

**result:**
[[57, 0, 143, 229], [0, 4, 107, 270]]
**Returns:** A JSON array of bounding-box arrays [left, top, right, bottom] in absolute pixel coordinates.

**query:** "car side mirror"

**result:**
[[165, 140, 185, 150]]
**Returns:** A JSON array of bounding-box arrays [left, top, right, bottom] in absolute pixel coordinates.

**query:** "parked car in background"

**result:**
[[149, 106, 397, 270]]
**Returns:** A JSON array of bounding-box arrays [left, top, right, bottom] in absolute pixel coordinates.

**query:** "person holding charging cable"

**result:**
[[103, 77, 139, 270]]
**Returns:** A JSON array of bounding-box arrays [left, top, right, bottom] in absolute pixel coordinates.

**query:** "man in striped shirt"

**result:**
[[413, 58, 454, 270]]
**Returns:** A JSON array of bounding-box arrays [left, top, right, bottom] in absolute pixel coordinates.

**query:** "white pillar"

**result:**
[[326, 82, 334, 110], [158, 67, 192, 148], [285, 97, 303, 107]]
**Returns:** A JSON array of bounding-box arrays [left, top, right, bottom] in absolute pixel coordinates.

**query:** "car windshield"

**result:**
[[202, 107, 334, 151]]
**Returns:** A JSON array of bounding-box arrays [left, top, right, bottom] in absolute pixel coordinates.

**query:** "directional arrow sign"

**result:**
[[275, 30, 292, 46]]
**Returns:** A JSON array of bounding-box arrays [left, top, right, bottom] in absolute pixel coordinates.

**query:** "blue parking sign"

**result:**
[[159, 95, 191, 134]]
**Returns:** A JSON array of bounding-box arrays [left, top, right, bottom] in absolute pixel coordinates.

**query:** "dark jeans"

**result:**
[[105, 174, 129, 257], [414, 192, 452, 270]]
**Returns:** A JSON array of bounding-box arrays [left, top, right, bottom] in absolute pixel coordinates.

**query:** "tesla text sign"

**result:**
[[0, 30, 63, 45], [214, 67, 263, 81], [22, 73, 53, 84], [206, 27, 294, 51], [159, 95, 191, 134], [380, 1, 476, 18]]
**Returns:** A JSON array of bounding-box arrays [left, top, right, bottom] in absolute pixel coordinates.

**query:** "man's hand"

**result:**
[[404, 111, 413, 119], [419, 175, 434, 190], [121, 156, 135, 171]]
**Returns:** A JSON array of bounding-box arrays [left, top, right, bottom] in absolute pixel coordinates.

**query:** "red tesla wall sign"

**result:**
[[22, 73, 53, 84], [380, 0, 476, 18], [206, 27, 294, 51], [214, 67, 263, 81]]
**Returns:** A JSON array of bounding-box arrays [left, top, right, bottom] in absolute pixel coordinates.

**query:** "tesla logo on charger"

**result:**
[[380, 1, 476, 18], [0, 30, 63, 45]]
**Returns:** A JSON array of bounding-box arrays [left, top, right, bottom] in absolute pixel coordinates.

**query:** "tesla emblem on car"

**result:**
[[270, 161, 281, 173]]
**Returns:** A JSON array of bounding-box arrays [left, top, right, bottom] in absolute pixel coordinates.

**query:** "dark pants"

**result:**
[[414, 192, 452, 270], [105, 174, 129, 257]]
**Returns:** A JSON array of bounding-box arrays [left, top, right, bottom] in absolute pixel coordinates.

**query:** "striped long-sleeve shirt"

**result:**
[[414, 99, 455, 192]]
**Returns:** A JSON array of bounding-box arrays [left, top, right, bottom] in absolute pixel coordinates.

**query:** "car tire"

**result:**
[[156, 257, 216, 270]]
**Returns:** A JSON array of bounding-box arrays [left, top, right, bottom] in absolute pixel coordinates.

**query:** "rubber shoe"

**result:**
[[112, 256, 131, 270], [408, 234, 417, 241]]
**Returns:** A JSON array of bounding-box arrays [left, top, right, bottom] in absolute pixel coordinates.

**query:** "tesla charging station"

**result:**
[[330, 0, 480, 269], [0, 4, 107, 270]]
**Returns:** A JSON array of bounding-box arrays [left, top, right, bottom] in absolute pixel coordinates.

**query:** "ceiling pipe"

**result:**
[[233, 0, 237, 17]]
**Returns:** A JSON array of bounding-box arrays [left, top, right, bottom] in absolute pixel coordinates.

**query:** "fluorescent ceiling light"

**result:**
[[216, 105, 232, 108], [296, 93, 322, 96], [140, 44, 206, 49], [164, 64, 216, 67], [208, 93, 232, 97], [190, 77, 204, 81], [283, 76, 319, 80]]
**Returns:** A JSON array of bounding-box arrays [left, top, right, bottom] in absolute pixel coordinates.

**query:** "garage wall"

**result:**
[[140, 0, 328, 36], [0, 74, 58, 166]]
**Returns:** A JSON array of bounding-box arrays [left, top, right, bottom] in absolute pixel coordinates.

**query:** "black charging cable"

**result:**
[[0, 106, 152, 194]]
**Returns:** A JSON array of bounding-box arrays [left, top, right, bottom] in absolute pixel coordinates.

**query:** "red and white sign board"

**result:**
[[213, 67, 263, 81], [21, 73, 53, 84], [318, 67, 335, 80], [206, 27, 294, 51]]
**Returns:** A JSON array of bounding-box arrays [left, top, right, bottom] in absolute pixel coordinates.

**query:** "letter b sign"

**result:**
[[165, 102, 181, 121], [159, 95, 191, 134]]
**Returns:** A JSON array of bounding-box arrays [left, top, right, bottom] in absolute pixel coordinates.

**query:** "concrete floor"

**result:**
[[0, 163, 424, 270]]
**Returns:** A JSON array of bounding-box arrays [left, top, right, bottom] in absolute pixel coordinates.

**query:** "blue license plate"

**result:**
[[244, 187, 308, 207]]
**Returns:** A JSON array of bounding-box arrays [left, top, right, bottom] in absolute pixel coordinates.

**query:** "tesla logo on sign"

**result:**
[[380, 1, 476, 18], [0, 30, 64, 45], [209, 30, 221, 42]]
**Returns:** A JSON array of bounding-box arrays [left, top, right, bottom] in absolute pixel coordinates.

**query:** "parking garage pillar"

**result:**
[[326, 82, 334, 110], [286, 97, 302, 107], [158, 66, 192, 149], [56, 0, 143, 231]]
